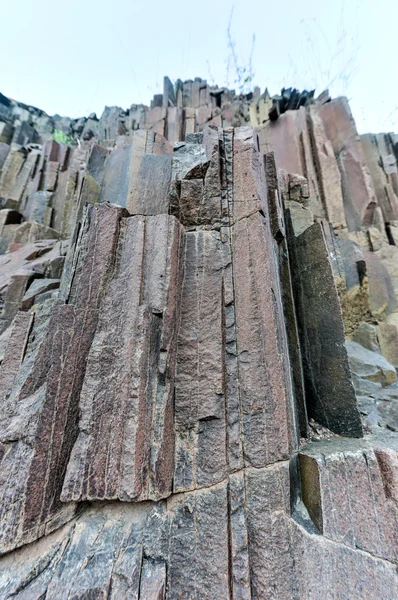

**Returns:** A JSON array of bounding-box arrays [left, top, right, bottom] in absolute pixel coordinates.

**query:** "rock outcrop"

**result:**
[[0, 77, 397, 599]]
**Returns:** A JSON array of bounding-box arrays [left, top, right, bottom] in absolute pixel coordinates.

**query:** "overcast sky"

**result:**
[[1, 0, 397, 133]]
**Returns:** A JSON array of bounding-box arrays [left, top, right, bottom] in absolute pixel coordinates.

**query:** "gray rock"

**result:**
[[0, 143, 10, 170], [346, 340, 397, 386], [289, 221, 362, 436], [21, 278, 60, 309], [351, 373, 382, 396], [353, 322, 381, 353], [285, 200, 314, 237], [28, 191, 53, 225]]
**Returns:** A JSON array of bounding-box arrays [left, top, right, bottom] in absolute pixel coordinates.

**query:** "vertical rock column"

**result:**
[[286, 215, 363, 436], [0, 203, 125, 554], [230, 127, 298, 466], [62, 213, 183, 502]]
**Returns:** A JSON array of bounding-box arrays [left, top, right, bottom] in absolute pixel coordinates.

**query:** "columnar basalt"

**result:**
[[0, 79, 397, 599]]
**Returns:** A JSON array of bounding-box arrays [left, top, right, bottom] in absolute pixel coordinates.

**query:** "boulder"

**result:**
[[346, 340, 397, 386], [353, 321, 381, 353]]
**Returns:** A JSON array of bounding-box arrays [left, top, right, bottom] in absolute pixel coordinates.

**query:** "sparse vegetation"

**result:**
[[225, 6, 255, 95], [285, 3, 360, 96], [53, 128, 71, 144]]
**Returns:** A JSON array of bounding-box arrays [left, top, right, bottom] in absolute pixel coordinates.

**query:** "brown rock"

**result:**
[[174, 229, 228, 491], [67, 203, 127, 306], [245, 463, 294, 598], [300, 439, 398, 562], [308, 104, 346, 227], [0, 208, 23, 251], [361, 133, 398, 222], [318, 98, 379, 231], [0, 311, 32, 401], [20, 278, 60, 309], [0, 204, 128, 554], [12, 221, 59, 245], [374, 447, 398, 503], [229, 472, 251, 599], [0, 150, 25, 201], [364, 250, 397, 319], [0, 87, 397, 599], [140, 561, 166, 600], [232, 211, 295, 464], [257, 107, 323, 218], [166, 483, 230, 599], [231, 127, 262, 222], [62, 214, 182, 502], [7, 149, 41, 209], [292, 517, 398, 598], [377, 322, 398, 367], [1, 270, 36, 325], [128, 151, 172, 215]]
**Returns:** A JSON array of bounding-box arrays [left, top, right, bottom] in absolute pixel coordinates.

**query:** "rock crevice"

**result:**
[[0, 80, 397, 598]]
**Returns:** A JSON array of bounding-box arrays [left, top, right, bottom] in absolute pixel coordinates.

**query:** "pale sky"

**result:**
[[1, 0, 397, 134]]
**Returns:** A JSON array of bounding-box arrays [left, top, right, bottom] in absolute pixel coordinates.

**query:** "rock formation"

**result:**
[[0, 77, 397, 599]]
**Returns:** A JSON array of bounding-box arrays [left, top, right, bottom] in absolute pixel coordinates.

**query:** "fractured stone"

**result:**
[[62, 214, 182, 502]]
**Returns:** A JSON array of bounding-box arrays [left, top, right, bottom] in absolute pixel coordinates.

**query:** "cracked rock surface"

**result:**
[[0, 80, 397, 598]]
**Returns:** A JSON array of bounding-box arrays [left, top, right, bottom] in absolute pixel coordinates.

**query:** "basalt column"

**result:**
[[0, 118, 396, 599]]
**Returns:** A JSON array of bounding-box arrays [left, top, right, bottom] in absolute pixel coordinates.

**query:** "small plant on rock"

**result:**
[[53, 129, 71, 144]]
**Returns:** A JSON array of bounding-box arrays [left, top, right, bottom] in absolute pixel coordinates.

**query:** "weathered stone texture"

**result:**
[[258, 107, 324, 219], [361, 133, 398, 223], [300, 439, 398, 562], [307, 105, 346, 227], [0, 82, 397, 600], [232, 212, 295, 464], [0, 303, 79, 555], [288, 220, 363, 436], [174, 229, 229, 491], [0, 203, 127, 554], [63, 214, 182, 502], [1, 454, 397, 599], [292, 518, 398, 599], [318, 98, 379, 231], [0, 311, 32, 402]]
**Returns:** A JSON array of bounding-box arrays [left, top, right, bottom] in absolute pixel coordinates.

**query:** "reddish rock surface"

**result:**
[[0, 81, 397, 598]]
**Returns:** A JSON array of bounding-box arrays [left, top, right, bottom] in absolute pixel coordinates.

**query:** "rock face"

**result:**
[[0, 79, 397, 599], [288, 220, 362, 436]]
